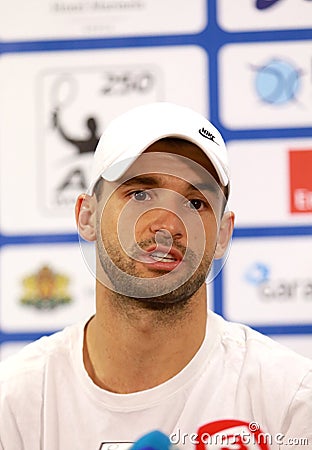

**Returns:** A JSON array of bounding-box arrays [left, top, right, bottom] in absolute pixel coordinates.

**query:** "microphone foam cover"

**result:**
[[131, 430, 172, 450]]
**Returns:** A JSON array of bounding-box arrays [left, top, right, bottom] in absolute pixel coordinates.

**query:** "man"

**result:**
[[0, 103, 311, 450]]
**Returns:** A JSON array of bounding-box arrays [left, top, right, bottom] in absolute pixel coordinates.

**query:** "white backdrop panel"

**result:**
[[227, 138, 312, 227], [219, 41, 312, 129], [223, 235, 312, 326], [0, 242, 95, 332], [0, 0, 207, 40], [0, 46, 208, 234], [218, 0, 312, 31]]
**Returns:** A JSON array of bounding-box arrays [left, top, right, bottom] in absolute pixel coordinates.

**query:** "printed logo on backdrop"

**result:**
[[255, 0, 281, 10], [37, 66, 161, 214], [256, 0, 312, 10], [289, 149, 312, 214], [253, 58, 302, 105], [244, 262, 312, 301], [20, 265, 72, 310]]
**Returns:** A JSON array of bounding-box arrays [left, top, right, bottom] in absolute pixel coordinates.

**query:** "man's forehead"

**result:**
[[117, 152, 217, 188], [144, 139, 217, 175], [118, 139, 219, 185]]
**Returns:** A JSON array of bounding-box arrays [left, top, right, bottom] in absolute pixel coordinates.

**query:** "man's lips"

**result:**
[[138, 244, 183, 271]]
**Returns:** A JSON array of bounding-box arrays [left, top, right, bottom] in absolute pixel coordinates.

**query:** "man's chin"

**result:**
[[97, 244, 211, 303], [111, 272, 207, 306], [130, 298, 191, 312]]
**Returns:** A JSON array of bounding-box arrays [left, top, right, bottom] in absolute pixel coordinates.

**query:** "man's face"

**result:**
[[94, 140, 229, 306]]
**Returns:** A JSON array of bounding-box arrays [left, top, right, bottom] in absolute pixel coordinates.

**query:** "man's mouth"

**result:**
[[138, 245, 184, 271], [150, 251, 177, 262]]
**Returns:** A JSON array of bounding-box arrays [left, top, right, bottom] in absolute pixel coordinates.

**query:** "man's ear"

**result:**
[[215, 211, 235, 259], [75, 194, 96, 242]]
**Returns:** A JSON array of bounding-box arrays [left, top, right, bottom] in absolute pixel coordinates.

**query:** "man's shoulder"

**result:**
[[211, 311, 312, 377], [0, 320, 84, 386]]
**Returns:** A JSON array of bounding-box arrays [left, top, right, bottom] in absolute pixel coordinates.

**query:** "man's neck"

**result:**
[[83, 284, 208, 394]]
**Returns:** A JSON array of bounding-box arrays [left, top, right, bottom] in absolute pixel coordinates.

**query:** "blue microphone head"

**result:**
[[130, 430, 172, 450]]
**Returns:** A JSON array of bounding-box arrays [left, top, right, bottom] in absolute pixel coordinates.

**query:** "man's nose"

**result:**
[[148, 208, 185, 240]]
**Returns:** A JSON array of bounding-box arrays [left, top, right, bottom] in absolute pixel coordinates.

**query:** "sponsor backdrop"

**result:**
[[0, 0, 311, 360]]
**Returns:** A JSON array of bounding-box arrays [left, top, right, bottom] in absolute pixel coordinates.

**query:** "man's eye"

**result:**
[[188, 199, 205, 210], [131, 191, 151, 202]]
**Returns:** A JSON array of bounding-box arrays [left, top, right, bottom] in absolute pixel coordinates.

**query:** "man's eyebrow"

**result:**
[[119, 176, 221, 194], [190, 182, 220, 193], [120, 176, 160, 187]]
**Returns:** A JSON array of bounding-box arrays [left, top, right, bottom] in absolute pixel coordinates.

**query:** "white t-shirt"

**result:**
[[0, 311, 311, 450]]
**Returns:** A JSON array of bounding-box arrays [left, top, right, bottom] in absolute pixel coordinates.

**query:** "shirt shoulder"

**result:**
[[207, 312, 312, 435], [210, 311, 309, 359], [0, 320, 84, 386], [221, 313, 312, 370], [211, 312, 312, 406]]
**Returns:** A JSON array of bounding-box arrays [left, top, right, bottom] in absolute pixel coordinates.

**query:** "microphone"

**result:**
[[130, 430, 176, 450]]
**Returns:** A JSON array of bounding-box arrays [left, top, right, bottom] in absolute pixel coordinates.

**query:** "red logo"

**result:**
[[289, 149, 312, 214], [196, 419, 270, 449]]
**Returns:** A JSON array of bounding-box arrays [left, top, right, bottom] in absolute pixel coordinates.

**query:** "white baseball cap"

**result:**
[[89, 102, 230, 193]]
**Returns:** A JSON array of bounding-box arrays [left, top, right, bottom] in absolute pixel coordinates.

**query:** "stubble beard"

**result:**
[[96, 232, 214, 317]]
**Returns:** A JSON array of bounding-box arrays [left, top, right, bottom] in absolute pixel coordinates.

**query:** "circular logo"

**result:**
[[244, 262, 270, 286], [254, 59, 301, 105]]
